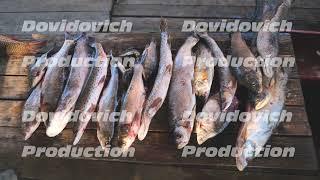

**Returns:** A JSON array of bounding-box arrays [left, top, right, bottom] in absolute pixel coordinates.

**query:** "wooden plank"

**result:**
[[0, 76, 29, 99], [0, 132, 318, 174], [0, 12, 110, 34], [0, 56, 28, 76], [116, 0, 320, 9], [0, 0, 113, 12]]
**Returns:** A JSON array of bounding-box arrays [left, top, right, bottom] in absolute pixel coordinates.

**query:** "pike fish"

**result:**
[[118, 63, 146, 152], [96, 60, 119, 149], [231, 32, 270, 110], [257, 0, 292, 78], [41, 33, 81, 115], [236, 69, 288, 171], [45, 34, 92, 137], [138, 19, 173, 141], [73, 43, 110, 145], [198, 32, 237, 111], [195, 94, 239, 145], [194, 42, 215, 102], [168, 33, 198, 149], [0, 35, 45, 55], [22, 81, 43, 140]]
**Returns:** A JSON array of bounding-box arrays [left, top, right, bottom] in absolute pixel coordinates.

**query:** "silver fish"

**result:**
[[194, 42, 215, 102], [236, 69, 288, 171], [138, 19, 173, 141], [198, 32, 237, 111], [196, 94, 239, 145], [40, 33, 82, 113], [96, 61, 119, 149], [22, 81, 42, 140], [72, 43, 110, 145], [45, 34, 92, 137], [118, 63, 146, 152], [168, 33, 198, 149]]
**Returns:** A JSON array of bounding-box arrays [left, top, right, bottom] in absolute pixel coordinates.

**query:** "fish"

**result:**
[[257, 0, 292, 78], [40, 33, 81, 114], [73, 43, 110, 145], [195, 94, 239, 145], [118, 63, 146, 152], [27, 48, 53, 88], [168, 33, 199, 149], [194, 41, 215, 102], [231, 32, 270, 110], [96, 60, 119, 149], [236, 68, 288, 171], [138, 19, 173, 141], [140, 39, 158, 84], [22, 81, 42, 140], [0, 35, 45, 56], [198, 32, 237, 111]]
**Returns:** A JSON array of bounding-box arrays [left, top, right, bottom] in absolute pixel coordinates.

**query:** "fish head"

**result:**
[[173, 126, 190, 149]]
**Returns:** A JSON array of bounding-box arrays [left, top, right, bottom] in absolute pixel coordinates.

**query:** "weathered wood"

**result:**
[[0, 132, 318, 174], [0, 0, 113, 12], [0, 12, 110, 34], [0, 76, 29, 99]]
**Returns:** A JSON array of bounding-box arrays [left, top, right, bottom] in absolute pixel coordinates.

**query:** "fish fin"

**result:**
[[160, 18, 168, 32]]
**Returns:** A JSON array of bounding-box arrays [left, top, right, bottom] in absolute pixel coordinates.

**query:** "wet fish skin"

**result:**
[[22, 81, 42, 140], [168, 33, 199, 149], [231, 32, 270, 110], [236, 69, 288, 171], [194, 42, 215, 102], [141, 39, 158, 83], [118, 64, 146, 152], [45, 34, 92, 137], [72, 43, 110, 145], [198, 32, 237, 111], [96, 63, 119, 149], [196, 94, 238, 145], [41, 33, 81, 115], [138, 19, 173, 140], [0, 35, 45, 56]]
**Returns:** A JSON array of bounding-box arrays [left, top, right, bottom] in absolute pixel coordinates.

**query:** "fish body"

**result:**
[[168, 33, 198, 149], [73, 43, 110, 145], [96, 63, 119, 149], [194, 42, 215, 101], [22, 81, 42, 140], [138, 19, 173, 140], [45, 34, 91, 137], [236, 69, 288, 171], [141, 39, 158, 83], [196, 94, 238, 145], [198, 32, 237, 111], [118, 64, 146, 151], [41, 33, 80, 115], [231, 32, 270, 110], [0, 35, 45, 55]]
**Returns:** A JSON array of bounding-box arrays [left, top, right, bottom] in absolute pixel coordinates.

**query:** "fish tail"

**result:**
[[86, 36, 96, 47], [160, 18, 168, 32]]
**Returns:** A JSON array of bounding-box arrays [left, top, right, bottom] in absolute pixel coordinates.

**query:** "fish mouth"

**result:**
[[236, 140, 257, 171], [173, 127, 190, 149]]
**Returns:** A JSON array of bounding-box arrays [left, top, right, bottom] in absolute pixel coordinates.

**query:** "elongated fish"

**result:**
[[198, 32, 237, 111], [257, 0, 292, 78], [41, 33, 81, 115], [22, 81, 42, 140], [231, 32, 270, 110], [138, 19, 173, 141], [118, 64, 146, 152], [45, 34, 92, 137], [194, 42, 215, 102], [73, 43, 110, 145], [0, 35, 45, 55], [195, 94, 238, 145], [28, 48, 53, 88], [96, 61, 119, 149], [168, 33, 198, 149], [236, 69, 288, 171]]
